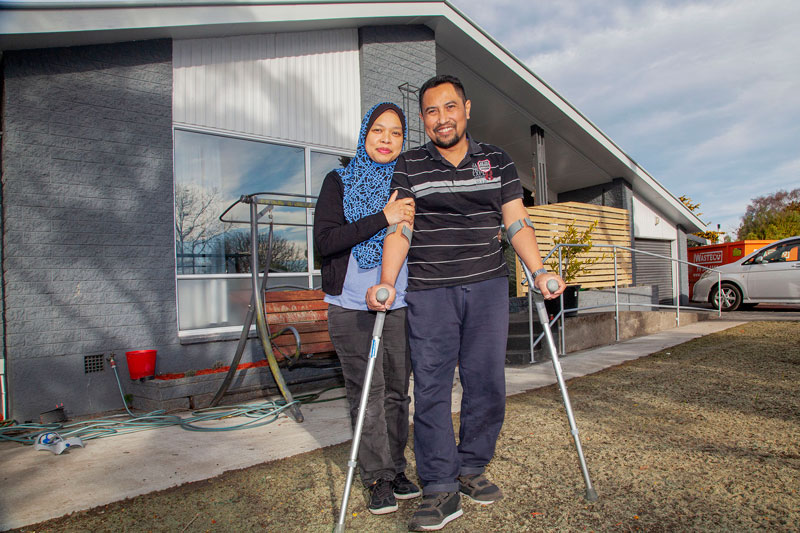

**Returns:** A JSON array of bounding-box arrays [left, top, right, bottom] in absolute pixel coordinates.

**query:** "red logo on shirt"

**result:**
[[476, 159, 494, 180]]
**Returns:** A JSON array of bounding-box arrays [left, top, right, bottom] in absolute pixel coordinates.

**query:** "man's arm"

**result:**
[[502, 198, 565, 298], [365, 220, 412, 311]]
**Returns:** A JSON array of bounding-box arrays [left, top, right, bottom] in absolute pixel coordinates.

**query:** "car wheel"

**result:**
[[712, 283, 742, 312]]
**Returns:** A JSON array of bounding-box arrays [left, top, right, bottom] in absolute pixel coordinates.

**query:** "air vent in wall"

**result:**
[[84, 354, 104, 374]]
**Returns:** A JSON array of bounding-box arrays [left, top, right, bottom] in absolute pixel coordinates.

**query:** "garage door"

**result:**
[[635, 239, 674, 304]]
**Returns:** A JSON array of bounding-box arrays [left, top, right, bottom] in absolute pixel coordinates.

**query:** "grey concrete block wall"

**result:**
[[558, 177, 633, 214], [1, 40, 179, 421], [359, 25, 436, 147], [563, 311, 711, 354]]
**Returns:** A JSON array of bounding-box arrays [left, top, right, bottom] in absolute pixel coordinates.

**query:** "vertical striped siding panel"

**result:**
[[232, 36, 242, 133], [277, 33, 289, 141], [317, 31, 329, 148], [172, 29, 359, 150]]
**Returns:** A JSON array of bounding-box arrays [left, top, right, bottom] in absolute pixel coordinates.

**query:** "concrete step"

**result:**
[[506, 310, 716, 366], [506, 310, 554, 365], [505, 348, 549, 365], [508, 332, 545, 351]]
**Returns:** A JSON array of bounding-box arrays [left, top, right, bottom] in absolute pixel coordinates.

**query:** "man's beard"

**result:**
[[431, 123, 463, 149]]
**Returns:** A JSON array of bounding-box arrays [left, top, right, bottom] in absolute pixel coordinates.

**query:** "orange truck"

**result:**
[[687, 240, 774, 299]]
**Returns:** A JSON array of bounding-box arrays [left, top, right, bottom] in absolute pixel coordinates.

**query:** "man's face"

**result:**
[[419, 83, 471, 149]]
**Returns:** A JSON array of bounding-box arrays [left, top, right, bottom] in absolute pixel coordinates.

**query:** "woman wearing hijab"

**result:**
[[314, 103, 419, 515]]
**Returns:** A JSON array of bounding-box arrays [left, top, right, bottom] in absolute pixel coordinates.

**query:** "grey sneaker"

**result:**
[[458, 473, 503, 504], [392, 471, 422, 500], [408, 492, 462, 531], [368, 479, 398, 515]]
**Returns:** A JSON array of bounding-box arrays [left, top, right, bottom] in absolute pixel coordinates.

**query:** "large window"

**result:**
[[174, 128, 349, 331]]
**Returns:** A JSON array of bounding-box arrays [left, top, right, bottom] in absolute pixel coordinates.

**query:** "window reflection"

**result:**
[[222, 226, 308, 274], [310, 151, 351, 196], [174, 130, 306, 274], [173, 130, 348, 330]]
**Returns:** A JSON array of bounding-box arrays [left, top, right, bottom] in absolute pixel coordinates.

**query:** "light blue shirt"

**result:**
[[325, 251, 408, 311]]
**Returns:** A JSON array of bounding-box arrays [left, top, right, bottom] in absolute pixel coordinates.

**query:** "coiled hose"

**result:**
[[0, 359, 343, 445]]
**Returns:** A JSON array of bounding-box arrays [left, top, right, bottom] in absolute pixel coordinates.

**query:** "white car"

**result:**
[[690, 236, 800, 311]]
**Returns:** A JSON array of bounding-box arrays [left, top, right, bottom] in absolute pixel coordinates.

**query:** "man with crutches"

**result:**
[[367, 74, 566, 531]]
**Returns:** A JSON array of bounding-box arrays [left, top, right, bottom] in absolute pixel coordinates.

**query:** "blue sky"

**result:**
[[450, 0, 800, 238]]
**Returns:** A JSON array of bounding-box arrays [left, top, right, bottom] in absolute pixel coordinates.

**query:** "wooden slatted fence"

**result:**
[[515, 202, 633, 296]]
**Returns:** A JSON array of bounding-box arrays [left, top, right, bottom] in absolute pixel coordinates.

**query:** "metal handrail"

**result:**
[[520, 243, 724, 362]]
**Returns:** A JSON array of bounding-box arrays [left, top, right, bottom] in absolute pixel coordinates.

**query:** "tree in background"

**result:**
[[679, 195, 724, 245], [736, 188, 800, 240], [219, 230, 305, 273], [174, 184, 227, 273]]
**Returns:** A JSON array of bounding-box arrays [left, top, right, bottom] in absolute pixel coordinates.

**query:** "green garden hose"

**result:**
[[0, 359, 343, 445]]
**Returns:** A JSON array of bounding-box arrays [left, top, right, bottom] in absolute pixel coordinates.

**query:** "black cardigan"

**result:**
[[313, 170, 389, 295]]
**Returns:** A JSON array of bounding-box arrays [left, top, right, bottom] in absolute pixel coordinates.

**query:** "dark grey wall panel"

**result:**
[[558, 178, 633, 213], [359, 25, 436, 147], [1, 40, 179, 421]]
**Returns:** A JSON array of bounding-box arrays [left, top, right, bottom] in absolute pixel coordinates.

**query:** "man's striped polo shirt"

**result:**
[[391, 135, 524, 291]]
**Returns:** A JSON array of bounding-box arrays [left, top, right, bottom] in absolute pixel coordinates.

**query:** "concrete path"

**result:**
[[0, 319, 745, 531]]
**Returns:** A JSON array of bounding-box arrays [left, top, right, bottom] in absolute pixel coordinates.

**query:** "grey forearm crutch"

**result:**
[[526, 268, 598, 502], [334, 288, 390, 533]]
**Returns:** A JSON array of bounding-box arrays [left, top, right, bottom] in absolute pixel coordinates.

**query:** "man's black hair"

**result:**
[[418, 74, 467, 112]]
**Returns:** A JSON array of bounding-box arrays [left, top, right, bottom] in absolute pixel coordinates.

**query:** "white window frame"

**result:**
[[172, 124, 353, 337]]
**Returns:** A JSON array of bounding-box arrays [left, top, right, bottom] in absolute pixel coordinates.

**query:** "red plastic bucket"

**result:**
[[125, 350, 157, 380]]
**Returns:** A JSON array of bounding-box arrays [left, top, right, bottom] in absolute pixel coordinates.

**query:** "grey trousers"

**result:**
[[328, 304, 412, 487]]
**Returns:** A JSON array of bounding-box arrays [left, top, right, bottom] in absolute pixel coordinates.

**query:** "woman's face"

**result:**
[[364, 110, 404, 164]]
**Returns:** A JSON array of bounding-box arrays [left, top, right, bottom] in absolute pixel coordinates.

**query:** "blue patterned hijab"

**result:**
[[338, 102, 407, 269]]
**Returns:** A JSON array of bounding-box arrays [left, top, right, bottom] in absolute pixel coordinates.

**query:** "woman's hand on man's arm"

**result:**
[[383, 191, 415, 226]]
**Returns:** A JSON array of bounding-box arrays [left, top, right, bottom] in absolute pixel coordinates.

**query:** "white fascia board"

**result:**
[[0, 1, 447, 37]]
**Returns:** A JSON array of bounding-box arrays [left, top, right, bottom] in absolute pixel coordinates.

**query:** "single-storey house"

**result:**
[[0, 0, 706, 421]]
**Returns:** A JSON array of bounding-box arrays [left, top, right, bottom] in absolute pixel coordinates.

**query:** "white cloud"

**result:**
[[772, 157, 800, 179]]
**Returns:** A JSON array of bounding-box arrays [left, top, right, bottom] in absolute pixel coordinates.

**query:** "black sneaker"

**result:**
[[392, 472, 422, 500], [408, 492, 462, 531], [458, 473, 503, 504], [368, 479, 398, 515]]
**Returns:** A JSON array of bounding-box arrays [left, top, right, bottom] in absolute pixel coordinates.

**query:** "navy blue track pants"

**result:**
[[406, 276, 509, 494]]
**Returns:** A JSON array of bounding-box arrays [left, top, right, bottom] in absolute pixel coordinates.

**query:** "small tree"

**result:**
[[679, 195, 724, 245], [546, 220, 604, 284]]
